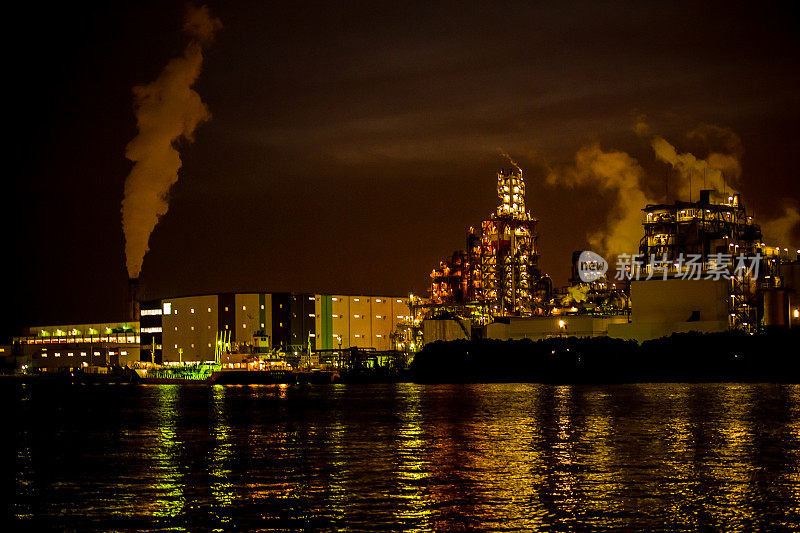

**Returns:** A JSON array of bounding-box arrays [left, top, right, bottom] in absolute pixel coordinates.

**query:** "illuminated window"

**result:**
[[174, 344, 178, 349], [332, 298, 338, 302], [242, 324, 247, 329], [225, 325, 229, 330], [68, 352, 73, 357], [141, 327, 162, 333], [354, 334, 361, 338], [396, 315, 403, 319], [332, 314, 339, 318], [208, 343, 212, 348], [375, 315, 383, 319], [191, 344, 194, 348], [309, 333, 316, 337], [260, 304, 265, 310], [308, 296, 315, 301], [376, 298, 382, 303], [225, 307, 229, 312], [376, 334, 382, 338], [174, 309, 178, 315], [279, 322, 283, 327], [174, 327, 178, 331], [121, 351, 127, 356], [207, 325, 211, 329], [354, 298, 360, 302], [354, 314, 360, 318], [140, 309, 162, 316], [260, 323, 265, 328], [41, 353, 47, 357], [208, 307, 212, 312], [309, 313, 316, 318], [80, 352, 86, 357], [396, 299, 402, 303], [163, 302, 172, 314], [242, 306, 246, 311], [191, 326, 194, 331], [55, 353, 60, 357], [93, 352, 100, 356], [191, 308, 195, 314]]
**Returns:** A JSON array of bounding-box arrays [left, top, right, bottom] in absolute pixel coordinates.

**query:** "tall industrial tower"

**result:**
[[472, 168, 540, 315]]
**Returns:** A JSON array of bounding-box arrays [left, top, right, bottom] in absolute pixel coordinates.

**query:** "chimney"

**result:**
[[127, 277, 141, 324]]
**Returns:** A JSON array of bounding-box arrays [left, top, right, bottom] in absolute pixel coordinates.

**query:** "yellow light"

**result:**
[[558, 320, 566, 328], [794, 309, 799, 319]]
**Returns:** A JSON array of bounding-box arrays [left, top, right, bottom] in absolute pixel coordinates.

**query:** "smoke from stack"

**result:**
[[637, 118, 743, 200], [121, 5, 222, 279], [546, 143, 657, 258], [500, 150, 522, 173], [762, 206, 800, 248]]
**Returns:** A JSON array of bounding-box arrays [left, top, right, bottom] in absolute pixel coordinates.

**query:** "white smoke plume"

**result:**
[[546, 143, 656, 257], [637, 118, 743, 201], [761, 206, 800, 249], [499, 150, 522, 173], [121, 5, 222, 278]]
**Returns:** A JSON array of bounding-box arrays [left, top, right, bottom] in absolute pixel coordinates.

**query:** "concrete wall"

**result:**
[[607, 278, 730, 342], [161, 295, 218, 362], [423, 319, 470, 344], [486, 316, 628, 341], [320, 295, 410, 351]]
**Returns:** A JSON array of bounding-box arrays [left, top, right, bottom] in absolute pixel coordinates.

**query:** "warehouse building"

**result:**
[[140, 292, 411, 363]]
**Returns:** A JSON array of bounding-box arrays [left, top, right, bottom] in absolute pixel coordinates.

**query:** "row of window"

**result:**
[[41, 350, 128, 358]]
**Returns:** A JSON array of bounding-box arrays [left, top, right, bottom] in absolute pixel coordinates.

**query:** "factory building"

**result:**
[[139, 292, 411, 364], [430, 168, 549, 317], [13, 322, 141, 371]]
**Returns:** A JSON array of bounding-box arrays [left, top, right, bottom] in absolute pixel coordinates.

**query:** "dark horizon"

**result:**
[[5, 0, 800, 342]]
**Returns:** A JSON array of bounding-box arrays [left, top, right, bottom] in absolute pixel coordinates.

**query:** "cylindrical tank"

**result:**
[[763, 289, 788, 328]]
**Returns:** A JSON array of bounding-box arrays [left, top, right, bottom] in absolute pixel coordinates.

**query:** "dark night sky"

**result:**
[[5, 1, 800, 341]]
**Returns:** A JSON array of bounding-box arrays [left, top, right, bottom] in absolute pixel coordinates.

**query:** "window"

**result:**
[[140, 309, 162, 316], [68, 352, 73, 357], [332, 297, 338, 302], [207, 325, 211, 329], [396, 315, 404, 319], [279, 322, 283, 327], [309, 333, 316, 337], [93, 352, 100, 356], [163, 302, 172, 314], [55, 353, 61, 357], [242, 306, 246, 311], [208, 343, 212, 348], [225, 325, 229, 330], [309, 313, 316, 318], [121, 351, 127, 356], [174, 327, 178, 331], [191, 326, 195, 331], [191, 344, 194, 348], [396, 299, 402, 303], [376, 298, 382, 303], [375, 315, 383, 319], [242, 324, 247, 329], [174, 344, 178, 349], [191, 308, 195, 314], [354, 334, 361, 338], [80, 352, 86, 357], [208, 307, 212, 312], [354, 298, 360, 302], [225, 307, 229, 312], [174, 309, 178, 315], [260, 323, 265, 328], [308, 296, 315, 301], [332, 314, 339, 318], [141, 327, 162, 333], [260, 304, 265, 310], [376, 334, 383, 338]]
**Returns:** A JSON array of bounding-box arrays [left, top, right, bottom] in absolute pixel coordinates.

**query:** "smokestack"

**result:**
[[127, 277, 141, 325]]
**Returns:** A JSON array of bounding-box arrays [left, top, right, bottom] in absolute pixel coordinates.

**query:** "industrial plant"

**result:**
[[6, 166, 799, 379]]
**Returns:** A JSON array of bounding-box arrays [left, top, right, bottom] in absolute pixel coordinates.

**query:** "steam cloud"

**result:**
[[121, 5, 222, 278], [761, 206, 800, 249], [638, 118, 743, 201], [546, 144, 656, 257], [499, 150, 522, 173]]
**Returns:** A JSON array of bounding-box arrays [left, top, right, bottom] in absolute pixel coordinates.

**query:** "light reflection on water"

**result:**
[[9, 383, 800, 531]]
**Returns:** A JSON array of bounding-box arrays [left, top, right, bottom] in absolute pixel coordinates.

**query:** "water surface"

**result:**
[[9, 383, 800, 531]]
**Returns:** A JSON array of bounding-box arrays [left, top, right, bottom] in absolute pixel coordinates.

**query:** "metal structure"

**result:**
[[430, 168, 544, 318], [639, 189, 767, 331]]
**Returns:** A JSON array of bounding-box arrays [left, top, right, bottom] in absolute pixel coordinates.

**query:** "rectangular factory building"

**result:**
[[142, 292, 410, 363]]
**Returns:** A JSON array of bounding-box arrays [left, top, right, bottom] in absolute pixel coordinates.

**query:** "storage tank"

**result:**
[[763, 289, 789, 328]]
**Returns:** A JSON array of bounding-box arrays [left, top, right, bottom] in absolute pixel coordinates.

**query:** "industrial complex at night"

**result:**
[[7, 166, 799, 379]]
